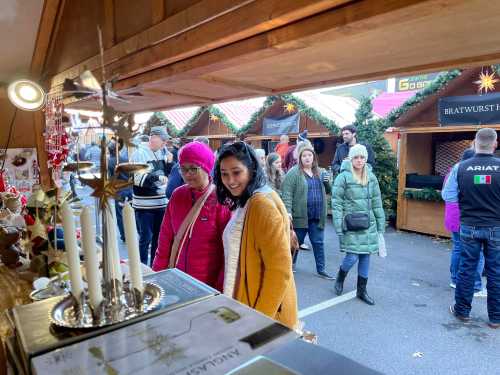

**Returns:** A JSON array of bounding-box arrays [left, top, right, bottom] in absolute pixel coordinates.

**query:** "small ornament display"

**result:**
[[45, 91, 69, 185], [50, 36, 162, 328]]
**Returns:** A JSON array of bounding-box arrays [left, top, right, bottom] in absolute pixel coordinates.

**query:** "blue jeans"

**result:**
[[135, 208, 165, 266], [341, 253, 370, 278], [454, 225, 500, 324], [450, 231, 485, 291], [293, 219, 325, 273]]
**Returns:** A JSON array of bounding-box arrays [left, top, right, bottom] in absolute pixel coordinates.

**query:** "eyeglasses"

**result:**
[[180, 166, 201, 175]]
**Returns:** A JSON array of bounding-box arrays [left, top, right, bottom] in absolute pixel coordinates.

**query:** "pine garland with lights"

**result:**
[[353, 97, 399, 220]]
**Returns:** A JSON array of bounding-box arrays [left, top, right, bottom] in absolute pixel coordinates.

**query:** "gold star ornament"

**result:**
[[475, 68, 499, 94], [80, 175, 132, 210], [209, 114, 220, 122], [283, 103, 296, 114]]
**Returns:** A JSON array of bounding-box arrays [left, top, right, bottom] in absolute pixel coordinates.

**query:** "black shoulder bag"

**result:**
[[343, 181, 370, 231]]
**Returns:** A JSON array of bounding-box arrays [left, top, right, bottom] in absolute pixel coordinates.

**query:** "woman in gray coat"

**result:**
[[331, 144, 385, 305]]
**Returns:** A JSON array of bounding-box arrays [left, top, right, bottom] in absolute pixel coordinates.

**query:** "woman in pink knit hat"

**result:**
[[152, 141, 231, 291]]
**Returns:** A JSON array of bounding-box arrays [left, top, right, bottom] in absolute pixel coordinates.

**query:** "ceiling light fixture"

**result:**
[[7, 79, 46, 111]]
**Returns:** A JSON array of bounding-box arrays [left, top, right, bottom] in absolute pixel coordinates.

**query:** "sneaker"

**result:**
[[488, 322, 500, 329], [300, 243, 311, 251], [474, 289, 488, 298], [317, 271, 335, 280], [449, 282, 456, 289], [449, 304, 470, 322]]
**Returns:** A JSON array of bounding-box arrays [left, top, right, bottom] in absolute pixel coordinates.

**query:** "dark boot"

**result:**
[[357, 276, 375, 305], [334, 268, 348, 296]]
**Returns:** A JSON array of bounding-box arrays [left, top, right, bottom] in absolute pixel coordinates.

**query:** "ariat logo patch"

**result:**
[[474, 175, 492, 184]]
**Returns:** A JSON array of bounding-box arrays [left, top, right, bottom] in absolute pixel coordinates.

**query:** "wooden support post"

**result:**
[[32, 111, 51, 189], [396, 133, 407, 230]]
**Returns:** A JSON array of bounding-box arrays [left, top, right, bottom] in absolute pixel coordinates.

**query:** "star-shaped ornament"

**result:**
[[81, 175, 132, 210], [209, 114, 220, 122], [283, 103, 296, 114], [475, 69, 499, 94], [27, 216, 48, 241]]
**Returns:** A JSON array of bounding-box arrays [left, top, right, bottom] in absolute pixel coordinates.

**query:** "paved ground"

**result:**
[[295, 224, 499, 375], [75, 183, 498, 375]]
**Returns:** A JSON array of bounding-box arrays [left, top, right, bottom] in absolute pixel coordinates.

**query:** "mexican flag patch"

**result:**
[[474, 175, 492, 184]]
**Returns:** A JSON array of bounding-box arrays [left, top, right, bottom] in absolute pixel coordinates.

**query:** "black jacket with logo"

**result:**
[[457, 153, 500, 227]]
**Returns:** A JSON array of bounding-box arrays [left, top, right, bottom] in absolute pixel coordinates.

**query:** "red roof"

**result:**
[[162, 106, 200, 130], [372, 91, 417, 117], [214, 97, 266, 128]]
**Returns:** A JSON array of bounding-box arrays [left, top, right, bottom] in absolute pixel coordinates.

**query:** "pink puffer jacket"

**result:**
[[152, 184, 231, 291]]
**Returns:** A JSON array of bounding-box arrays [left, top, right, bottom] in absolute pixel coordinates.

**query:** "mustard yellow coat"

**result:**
[[235, 190, 298, 329]]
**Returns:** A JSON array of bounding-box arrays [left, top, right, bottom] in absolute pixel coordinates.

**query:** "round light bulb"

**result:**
[[7, 79, 46, 111], [18, 84, 39, 102]]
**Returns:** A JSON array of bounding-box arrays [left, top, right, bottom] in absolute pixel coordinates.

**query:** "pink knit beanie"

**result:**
[[179, 141, 215, 174]]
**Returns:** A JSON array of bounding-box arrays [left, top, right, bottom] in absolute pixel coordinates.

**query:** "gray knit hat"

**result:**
[[348, 144, 368, 159], [150, 126, 170, 141]]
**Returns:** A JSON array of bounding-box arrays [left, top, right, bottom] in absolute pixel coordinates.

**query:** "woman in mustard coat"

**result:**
[[214, 142, 298, 329]]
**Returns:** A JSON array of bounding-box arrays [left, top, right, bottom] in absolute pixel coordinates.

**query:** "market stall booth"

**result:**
[[395, 68, 500, 237], [242, 92, 357, 168], [178, 97, 265, 150]]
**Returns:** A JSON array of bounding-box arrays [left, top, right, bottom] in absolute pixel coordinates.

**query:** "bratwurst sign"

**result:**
[[438, 93, 500, 126]]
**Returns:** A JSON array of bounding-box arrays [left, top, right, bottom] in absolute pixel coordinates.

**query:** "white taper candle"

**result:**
[[106, 203, 122, 282], [123, 202, 143, 293], [80, 206, 103, 309], [61, 202, 84, 298]]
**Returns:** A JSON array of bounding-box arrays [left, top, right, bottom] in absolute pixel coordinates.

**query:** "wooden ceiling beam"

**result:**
[[49, 0, 352, 87], [103, 0, 116, 49], [49, 0, 255, 86], [113, 0, 433, 90], [31, 0, 65, 78], [152, 0, 165, 24], [200, 76, 273, 94], [141, 89, 215, 103], [277, 52, 500, 94]]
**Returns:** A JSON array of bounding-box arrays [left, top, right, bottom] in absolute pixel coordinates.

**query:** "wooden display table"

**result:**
[[0, 265, 32, 375]]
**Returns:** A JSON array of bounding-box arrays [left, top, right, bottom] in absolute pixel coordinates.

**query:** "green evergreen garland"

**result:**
[[146, 107, 208, 137], [353, 97, 399, 220], [383, 69, 462, 130], [403, 188, 442, 202], [239, 94, 341, 136], [206, 106, 241, 135]]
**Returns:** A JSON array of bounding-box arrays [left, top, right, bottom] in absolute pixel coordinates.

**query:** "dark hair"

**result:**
[[342, 124, 357, 134], [214, 142, 266, 210], [266, 152, 284, 190]]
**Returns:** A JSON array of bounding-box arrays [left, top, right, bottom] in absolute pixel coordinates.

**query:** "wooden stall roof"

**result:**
[[390, 67, 500, 133], [155, 106, 203, 134], [241, 91, 355, 139], [293, 90, 358, 127], [35, 0, 500, 114]]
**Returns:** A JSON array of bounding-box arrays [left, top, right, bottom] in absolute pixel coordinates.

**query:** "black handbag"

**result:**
[[343, 182, 371, 231]]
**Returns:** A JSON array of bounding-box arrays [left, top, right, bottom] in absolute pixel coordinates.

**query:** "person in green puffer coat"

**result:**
[[332, 144, 385, 305]]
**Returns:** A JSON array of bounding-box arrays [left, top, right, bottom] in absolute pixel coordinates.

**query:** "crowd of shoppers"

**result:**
[[77, 121, 497, 331]]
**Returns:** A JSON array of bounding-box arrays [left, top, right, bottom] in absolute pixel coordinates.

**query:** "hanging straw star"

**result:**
[[283, 103, 296, 114], [474, 67, 499, 94]]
